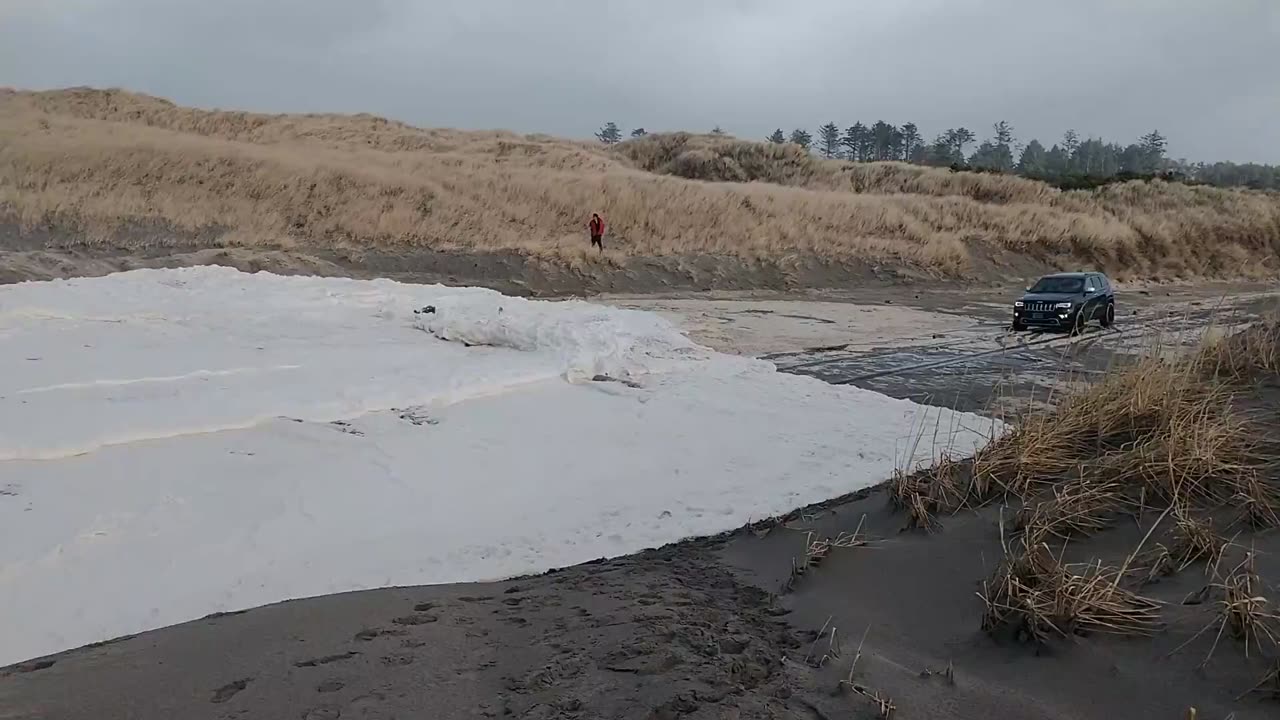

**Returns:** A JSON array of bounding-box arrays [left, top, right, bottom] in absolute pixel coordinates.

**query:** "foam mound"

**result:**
[[415, 292, 725, 382], [0, 266, 999, 666]]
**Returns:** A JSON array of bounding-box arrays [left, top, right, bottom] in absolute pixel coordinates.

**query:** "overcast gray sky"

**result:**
[[2, 0, 1277, 163]]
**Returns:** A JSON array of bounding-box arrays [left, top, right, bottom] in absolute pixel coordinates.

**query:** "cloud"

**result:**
[[1, 0, 1277, 162]]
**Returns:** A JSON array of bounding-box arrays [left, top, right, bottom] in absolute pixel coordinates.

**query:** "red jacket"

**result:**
[[589, 216, 605, 236]]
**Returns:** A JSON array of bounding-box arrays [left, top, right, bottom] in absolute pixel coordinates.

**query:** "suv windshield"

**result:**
[[1030, 276, 1084, 293]]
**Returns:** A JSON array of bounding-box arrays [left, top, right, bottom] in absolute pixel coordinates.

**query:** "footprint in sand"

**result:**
[[210, 677, 251, 704], [354, 627, 407, 641], [294, 652, 359, 668]]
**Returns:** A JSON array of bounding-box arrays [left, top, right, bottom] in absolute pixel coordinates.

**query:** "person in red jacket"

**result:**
[[588, 213, 605, 251]]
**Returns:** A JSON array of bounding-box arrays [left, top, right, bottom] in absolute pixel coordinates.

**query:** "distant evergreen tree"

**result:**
[[694, 118, 1271, 189], [1118, 143, 1145, 174], [899, 122, 922, 162], [908, 143, 932, 165], [993, 121, 1015, 148], [1188, 161, 1280, 189], [1072, 138, 1110, 176], [969, 141, 1003, 171], [841, 122, 870, 161], [870, 121, 900, 161], [1045, 144, 1069, 176], [949, 127, 976, 160], [1017, 139, 1048, 176], [1061, 129, 1081, 172], [970, 122, 1015, 171], [595, 122, 622, 145], [817, 122, 841, 159], [925, 133, 958, 166], [1139, 129, 1167, 172]]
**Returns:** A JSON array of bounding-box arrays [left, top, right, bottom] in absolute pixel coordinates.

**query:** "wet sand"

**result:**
[[602, 296, 964, 358], [782, 290, 1279, 413], [616, 286, 1279, 419]]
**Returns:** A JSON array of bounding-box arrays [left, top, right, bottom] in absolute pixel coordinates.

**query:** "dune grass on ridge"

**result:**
[[2, 87, 1279, 281]]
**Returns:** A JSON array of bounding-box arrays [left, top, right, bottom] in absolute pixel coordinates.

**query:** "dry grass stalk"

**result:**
[[783, 534, 827, 593], [958, 322, 1280, 650], [985, 358, 1201, 475], [1176, 551, 1280, 666], [803, 616, 833, 667], [847, 685, 896, 719], [5, 88, 1280, 280], [923, 456, 961, 510], [802, 617, 843, 668], [1134, 543, 1175, 586], [1169, 511, 1228, 573], [1014, 479, 1129, 539], [831, 514, 872, 549], [904, 488, 940, 532], [1134, 511, 1230, 585], [1235, 473, 1280, 529], [980, 524, 1163, 644], [1058, 560, 1163, 636], [1238, 659, 1280, 701], [968, 417, 1072, 500], [888, 470, 940, 532], [982, 557, 1164, 643], [1199, 317, 1280, 381], [785, 519, 875, 593], [1219, 554, 1280, 659], [818, 626, 841, 667], [838, 624, 873, 692], [918, 659, 956, 686], [964, 446, 999, 507], [964, 326, 1280, 540], [805, 532, 833, 568]]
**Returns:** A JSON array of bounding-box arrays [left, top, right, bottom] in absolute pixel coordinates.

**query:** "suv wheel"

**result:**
[[1070, 312, 1086, 336], [1012, 320, 1026, 332], [1100, 303, 1115, 328]]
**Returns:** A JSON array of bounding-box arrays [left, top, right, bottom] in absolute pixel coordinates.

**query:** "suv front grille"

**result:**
[[1025, 302, 1055, 313]]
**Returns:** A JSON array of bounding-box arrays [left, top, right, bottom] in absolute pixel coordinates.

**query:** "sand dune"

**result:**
[[3, 87, 1279, 285]]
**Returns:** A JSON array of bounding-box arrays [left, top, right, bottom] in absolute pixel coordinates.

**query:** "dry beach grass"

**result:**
[[881, 317, 1280, 712], [3, 87, 1280, 282]]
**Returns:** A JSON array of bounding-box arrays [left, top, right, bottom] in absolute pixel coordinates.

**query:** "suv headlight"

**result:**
[[1055, 302, 1073, 309], [1014, 301, 1024, 307]]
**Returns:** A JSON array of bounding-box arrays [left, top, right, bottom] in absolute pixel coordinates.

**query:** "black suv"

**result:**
[[1012, 272, 1116, 332]]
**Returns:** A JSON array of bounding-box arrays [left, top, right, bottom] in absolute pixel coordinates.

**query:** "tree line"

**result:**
[[595, 120, 1280, 191]]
